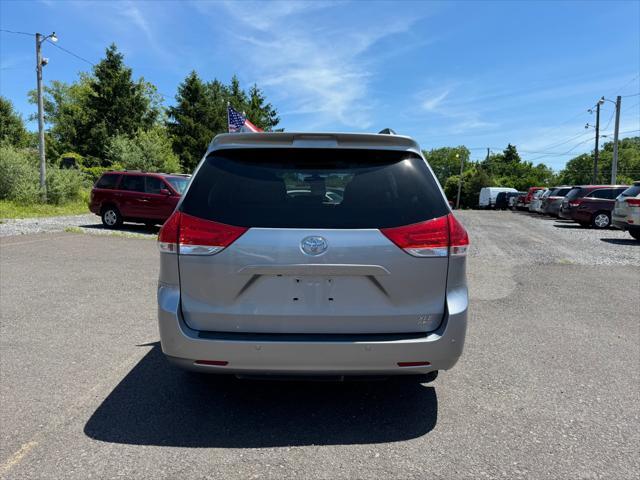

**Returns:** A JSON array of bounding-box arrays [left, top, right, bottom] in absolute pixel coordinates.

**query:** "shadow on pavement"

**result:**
[[84, 343, 438, 448], [80, 223, 160, 235], [600, 238, 639, 246], [553, 223, 586, 229]]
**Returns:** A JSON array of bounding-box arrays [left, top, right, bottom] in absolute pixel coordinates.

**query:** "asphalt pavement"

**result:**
[[0, 210, 638, 479]]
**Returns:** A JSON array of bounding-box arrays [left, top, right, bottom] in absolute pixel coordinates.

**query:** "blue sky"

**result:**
[[1, 0, 639, 170]]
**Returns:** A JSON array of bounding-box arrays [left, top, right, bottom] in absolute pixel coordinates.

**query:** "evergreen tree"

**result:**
[[83, 44, 158, 159], [166, 71, 223, 172], [246, 84, 279, 131], [228, 75, 248, 112], [167, 73, 279, 171]]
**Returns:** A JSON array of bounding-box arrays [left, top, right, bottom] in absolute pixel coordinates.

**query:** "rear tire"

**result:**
[[101, 206, 122, 228], [630, 230, 640, 241], [591, 212, 611, 229]]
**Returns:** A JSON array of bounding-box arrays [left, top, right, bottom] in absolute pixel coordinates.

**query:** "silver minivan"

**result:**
[[157, 132, 469, 380]]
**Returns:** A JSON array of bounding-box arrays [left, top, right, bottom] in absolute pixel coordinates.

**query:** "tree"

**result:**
[[167, 72, 280, 171], [228, 75, 248, 111], [166, 71, 223, 172], [0, 96, 30, 147], [443, 163, 493, 208], [106, 126, 180, 173], [28, 76, 93, 155], [245, 84, 279, 131], [28, 45, 160, 162], [83, 44, 159, 159], [423, 146, 470, 187], [557, 137, 640, 185]]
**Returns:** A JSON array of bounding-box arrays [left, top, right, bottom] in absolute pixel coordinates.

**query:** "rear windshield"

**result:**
[[555, 188, 571, 196], [166, 176, 189, 194], [180, 148, 448, 228], [620, 185, 640, 197], [565, 187, 588, 200]]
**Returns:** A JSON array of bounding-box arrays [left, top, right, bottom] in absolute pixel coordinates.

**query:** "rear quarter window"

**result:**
[[95, 174, 121, 189], [180, 148, 448, 229]]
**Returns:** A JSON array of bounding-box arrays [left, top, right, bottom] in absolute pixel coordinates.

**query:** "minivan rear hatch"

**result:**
[[174, 148, 452, 335]]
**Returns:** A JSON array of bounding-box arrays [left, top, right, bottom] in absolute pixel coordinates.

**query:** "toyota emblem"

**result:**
[[300, 236, 328, 256]]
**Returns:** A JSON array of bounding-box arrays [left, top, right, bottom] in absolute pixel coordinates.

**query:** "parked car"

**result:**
[[510, 191, 526, 210], [541, 186, 572, 217], [522, 186, 545, 210], [529, 188, 549, 213], [89, 171, 191, 228], [515, 193, 527, 210], [157, 132, 469, 380], [495, 191, 509, 210], [612, 181, 640, 240], [559, 185, 629, 227], [479, 187, 518, 209]]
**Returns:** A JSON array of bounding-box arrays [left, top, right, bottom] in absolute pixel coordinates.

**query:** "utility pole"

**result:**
[[611, 95, 622, 185], [593, 100, 601, 184], [455, 152, 464, 209], [35, 33, 46, 201], [34, 32, 57, 201]]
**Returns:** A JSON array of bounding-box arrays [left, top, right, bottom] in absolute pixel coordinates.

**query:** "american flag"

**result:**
[[227, 105, 263, 133]]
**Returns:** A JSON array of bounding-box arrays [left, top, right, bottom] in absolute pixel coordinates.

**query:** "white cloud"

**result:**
[[120, 2, 154, 44], [422, 90, 450, 111], [195, 1, 421, 129]]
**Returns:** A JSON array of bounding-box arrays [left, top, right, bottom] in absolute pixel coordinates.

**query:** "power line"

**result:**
[[526, 136, 595, 162], [0, 28, 35, 37], [622, 92, 640, 98], [624, 101, 640, 111], [46, 39, 94, 66], [612, 74, 640, 95], [602, 108, 616, 131]]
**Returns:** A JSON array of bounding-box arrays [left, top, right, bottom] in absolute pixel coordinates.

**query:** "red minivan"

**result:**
[[89, 171, 190, 228]]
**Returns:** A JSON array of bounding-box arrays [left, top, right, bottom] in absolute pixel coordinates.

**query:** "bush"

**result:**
[[0, 144, 87, 205], [81, 165, 122, 184], [45, 167, 87, 204], [57, 151, 84, 168], [106, 127, 181, 173], [0, 144, 40, 203]]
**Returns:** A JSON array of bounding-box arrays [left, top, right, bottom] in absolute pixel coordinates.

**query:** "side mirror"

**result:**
[[160, 188, 172, 196]]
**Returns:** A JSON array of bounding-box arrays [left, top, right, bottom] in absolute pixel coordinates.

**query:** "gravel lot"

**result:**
[[1, 210, 638, 479], [0, 214, 159, 238]]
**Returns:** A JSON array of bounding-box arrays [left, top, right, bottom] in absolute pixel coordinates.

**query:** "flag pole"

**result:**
[[227, 101, 231, 133]]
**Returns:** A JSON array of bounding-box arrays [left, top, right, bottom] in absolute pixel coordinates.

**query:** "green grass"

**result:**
[[0, 199, 89, 219]]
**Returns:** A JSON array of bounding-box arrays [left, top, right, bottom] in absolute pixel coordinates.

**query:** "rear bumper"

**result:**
[[157, 284, 468, 375], [558, 207, 574, 220], [612, 212, 639, 230], [612, 218, 638, 231], [545, 203, 561, 216]]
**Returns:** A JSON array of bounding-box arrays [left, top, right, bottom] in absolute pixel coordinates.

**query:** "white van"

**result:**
[[478, 187, 518, 209]]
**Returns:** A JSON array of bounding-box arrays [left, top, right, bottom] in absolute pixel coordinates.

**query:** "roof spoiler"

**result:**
[[378, 128, 397, 135]]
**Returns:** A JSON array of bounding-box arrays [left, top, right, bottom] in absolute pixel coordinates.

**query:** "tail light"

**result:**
[[626, 198, 640, 207], [569, 200, 582, 207], [380, 213, 469, 257], [158, 211, 248, 255]]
